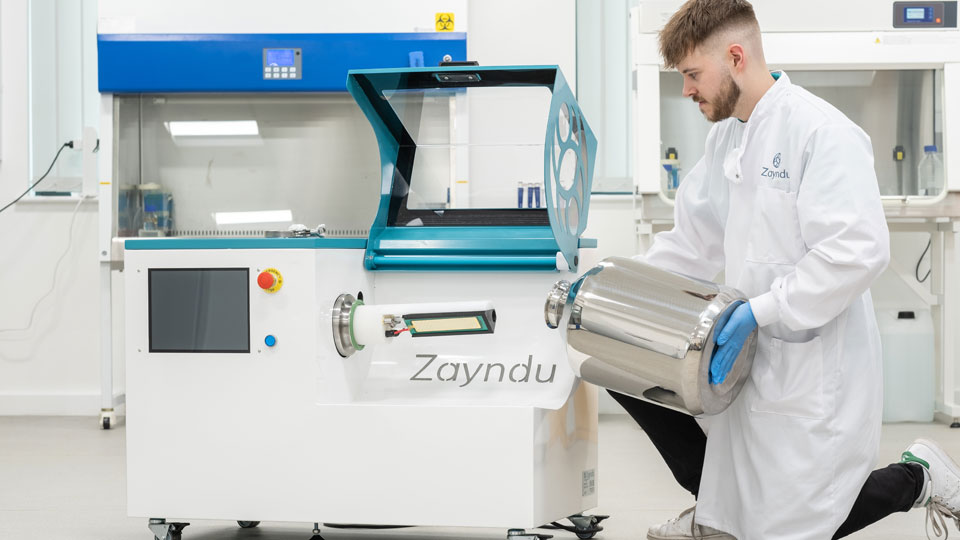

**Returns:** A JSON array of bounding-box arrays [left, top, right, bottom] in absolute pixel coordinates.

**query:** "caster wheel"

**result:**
[[99, 409, 116, 430], [237, 521, 260, 528]]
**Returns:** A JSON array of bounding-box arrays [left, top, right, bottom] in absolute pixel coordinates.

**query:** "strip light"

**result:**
[[165, 121, 259, 137], [214, 210, 293, 225]]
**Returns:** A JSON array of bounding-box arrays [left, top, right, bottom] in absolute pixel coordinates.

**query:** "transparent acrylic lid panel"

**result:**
[[382, 86, 553, 211], [115, 94, 381, 237], [659, 69, 943, 197]]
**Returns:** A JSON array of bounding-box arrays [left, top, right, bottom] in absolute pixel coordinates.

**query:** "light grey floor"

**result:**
[[1, 415, 958, 540]]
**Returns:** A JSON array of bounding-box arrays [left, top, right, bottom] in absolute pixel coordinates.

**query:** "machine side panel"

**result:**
[[124, 247, 323, 519], [533, 383, 600, 525], [292, 405, 537, 527]]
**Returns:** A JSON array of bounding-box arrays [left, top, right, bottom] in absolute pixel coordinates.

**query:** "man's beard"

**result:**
[[696, 71, 741, 122]]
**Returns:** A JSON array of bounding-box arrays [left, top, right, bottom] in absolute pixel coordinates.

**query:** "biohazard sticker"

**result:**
[[436, 12, 455, 31]]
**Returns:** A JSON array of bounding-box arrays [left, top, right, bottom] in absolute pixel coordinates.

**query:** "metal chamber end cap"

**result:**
[[332, 293, 358, 357], [544, 280, 572, 329]]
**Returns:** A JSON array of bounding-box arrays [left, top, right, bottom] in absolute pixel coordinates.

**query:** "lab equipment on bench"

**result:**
[[661, 147, 680, 199], [517, 182, 544, 208], [137, 184, 173, 237], [545, 256, 756, 416]]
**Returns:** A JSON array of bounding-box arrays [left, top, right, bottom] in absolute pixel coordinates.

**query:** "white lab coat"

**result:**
[[640, 72, 890, 539]]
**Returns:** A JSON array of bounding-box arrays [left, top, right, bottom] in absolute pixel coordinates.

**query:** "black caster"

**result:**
[[541, 514, 609, 539], [148, 520, 189, 540]]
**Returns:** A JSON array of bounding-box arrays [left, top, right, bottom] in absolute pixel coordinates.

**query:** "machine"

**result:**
[[97, 4, 603, 538], [630, 0, 960, 424]]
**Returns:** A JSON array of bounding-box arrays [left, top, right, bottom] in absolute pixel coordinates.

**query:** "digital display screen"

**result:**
[[265, 49, 296, 67], [149, 268, 250, 353], [905, 6, 934, 22]]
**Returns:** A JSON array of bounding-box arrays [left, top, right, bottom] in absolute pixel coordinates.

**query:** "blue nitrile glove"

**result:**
[[709, 302, 757, 385]]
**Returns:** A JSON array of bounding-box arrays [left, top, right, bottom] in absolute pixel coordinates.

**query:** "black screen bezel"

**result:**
[[148, 268, 251, 354]]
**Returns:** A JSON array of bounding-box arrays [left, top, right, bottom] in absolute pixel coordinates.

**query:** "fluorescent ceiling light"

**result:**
[[214, 210, 293, 225], [165, 120, 259, 137]]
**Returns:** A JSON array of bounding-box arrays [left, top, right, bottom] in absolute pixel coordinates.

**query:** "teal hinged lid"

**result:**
[[347, 65, 597, 271]]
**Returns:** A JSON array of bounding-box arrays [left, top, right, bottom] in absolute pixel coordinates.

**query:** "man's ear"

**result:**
[[728, 43, 746, 72]]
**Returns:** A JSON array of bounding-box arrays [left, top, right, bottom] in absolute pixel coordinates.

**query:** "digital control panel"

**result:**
[[263, 48, 302, 80], [893, 1, 958, 27]]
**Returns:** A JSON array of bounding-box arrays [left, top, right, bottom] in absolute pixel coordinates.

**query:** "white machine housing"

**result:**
[[124, 246, 597, 528]]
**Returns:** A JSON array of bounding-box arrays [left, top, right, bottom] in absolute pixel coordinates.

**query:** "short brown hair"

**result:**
[[659, 0, 759, 69]]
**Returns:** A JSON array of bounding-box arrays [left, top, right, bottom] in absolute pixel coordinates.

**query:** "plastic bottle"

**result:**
[[877, 309, 935, 422], [661, 147, 681, 199], [917, 145, 944, 197]]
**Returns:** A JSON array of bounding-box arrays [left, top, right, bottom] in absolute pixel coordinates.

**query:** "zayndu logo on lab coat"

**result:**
[[762, 152, 790, 180]]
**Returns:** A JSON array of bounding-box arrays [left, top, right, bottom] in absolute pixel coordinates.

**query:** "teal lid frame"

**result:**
[[346, 65, 597, 271]]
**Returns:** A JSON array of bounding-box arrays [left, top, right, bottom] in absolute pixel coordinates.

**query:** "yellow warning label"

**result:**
[[436, 13, 455, 32]]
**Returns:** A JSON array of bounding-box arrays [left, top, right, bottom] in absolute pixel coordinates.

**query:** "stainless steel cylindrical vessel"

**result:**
[[545, 256, 756, 416]]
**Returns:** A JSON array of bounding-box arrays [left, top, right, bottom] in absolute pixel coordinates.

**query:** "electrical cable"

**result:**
[[0, 141, 73, 216], [916, 238, 932, 283], [0, 195, 90, 335]]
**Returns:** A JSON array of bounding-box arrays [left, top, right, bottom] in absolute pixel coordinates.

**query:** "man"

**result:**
[[614, 1, 960, 538]]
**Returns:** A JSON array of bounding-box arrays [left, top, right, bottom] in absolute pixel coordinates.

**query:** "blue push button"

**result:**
[[264, 335, 277, 347]]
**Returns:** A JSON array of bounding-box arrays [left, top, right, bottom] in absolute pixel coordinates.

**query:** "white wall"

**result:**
[[0, 0, 102, 415], [0, 0, 578, 416], [467, 0, 575, 80], [465, 0, 575, 210]]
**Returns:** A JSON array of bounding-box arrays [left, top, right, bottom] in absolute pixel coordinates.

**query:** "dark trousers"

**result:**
[[609, 390, 925, 539]]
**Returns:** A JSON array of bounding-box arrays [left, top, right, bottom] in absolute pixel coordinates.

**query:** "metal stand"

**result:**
[[309, 522, 326, 540], [148, 519, 189, 540], [99, 262, 116, 430], [507, 529, 552, 540], [888, 216, 960, 423]]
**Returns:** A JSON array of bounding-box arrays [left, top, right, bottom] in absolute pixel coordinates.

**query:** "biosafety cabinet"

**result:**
[[97, 3, 604, 539], [631, 0, 960, 423]]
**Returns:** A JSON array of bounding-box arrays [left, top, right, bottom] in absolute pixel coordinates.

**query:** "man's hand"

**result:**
[[709, 302, 757, 385]]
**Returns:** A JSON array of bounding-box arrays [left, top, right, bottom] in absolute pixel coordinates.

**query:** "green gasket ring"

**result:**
[[348, 298, 365, 351]]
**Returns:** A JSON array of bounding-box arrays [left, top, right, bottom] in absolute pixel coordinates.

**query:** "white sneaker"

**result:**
[[901, 439, 960, 538], [647, 507, 735, 540]]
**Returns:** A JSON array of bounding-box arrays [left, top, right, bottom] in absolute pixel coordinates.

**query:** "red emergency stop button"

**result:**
[[258, 272, 275, 289], [257, 268, 283, 293]]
